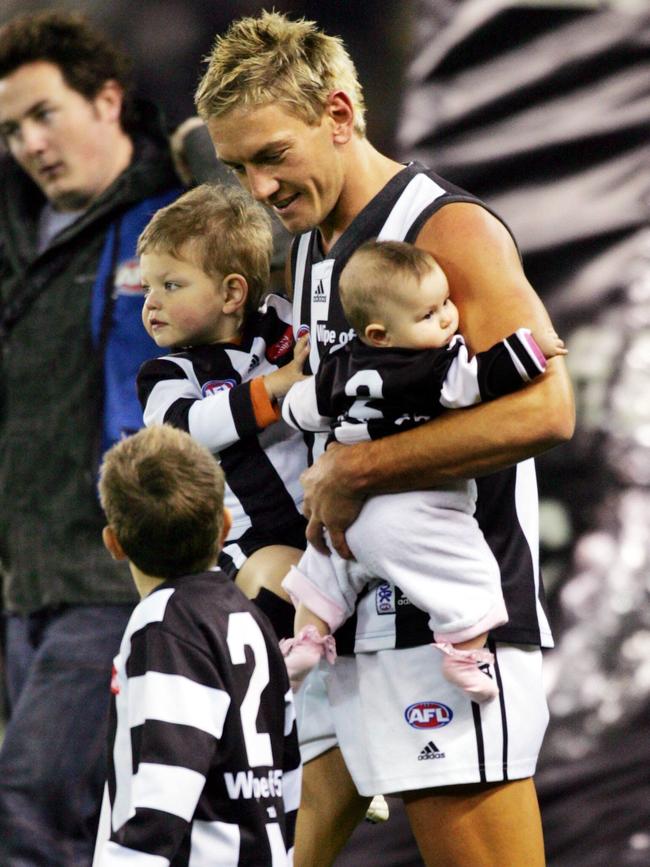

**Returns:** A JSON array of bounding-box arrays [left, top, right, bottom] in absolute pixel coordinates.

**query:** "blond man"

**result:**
[[194, 11, 574, 866]]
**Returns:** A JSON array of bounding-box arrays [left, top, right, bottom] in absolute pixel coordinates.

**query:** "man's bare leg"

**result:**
[[294, 747, 370, 867], [403, 777, 545, 867]]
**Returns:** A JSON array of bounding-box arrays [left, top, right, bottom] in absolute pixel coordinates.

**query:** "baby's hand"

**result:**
[[534, 328, 568, 360], [263, 334, 310, 401]]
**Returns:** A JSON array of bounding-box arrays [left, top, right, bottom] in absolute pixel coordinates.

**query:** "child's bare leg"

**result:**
[[235, 545, 302, 639], [453, 630, 489, 651], [294, 602, 330, 638], [235, 544, 301, 601]]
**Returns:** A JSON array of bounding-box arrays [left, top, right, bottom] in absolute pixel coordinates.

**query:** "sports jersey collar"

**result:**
[[311, 162, 425, 263]]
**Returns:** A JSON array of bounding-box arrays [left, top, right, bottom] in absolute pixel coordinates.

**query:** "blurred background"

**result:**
[[1, 1, 648, 865]]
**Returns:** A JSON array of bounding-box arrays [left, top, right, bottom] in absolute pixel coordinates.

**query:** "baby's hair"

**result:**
[[137, 183, 272, 314], [339, 240, 443, 333], [195, 10, 366, 136], [98, 425, 225, 579]]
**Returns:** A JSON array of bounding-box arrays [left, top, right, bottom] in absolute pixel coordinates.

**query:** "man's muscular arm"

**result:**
[[302, 202, 575, 556]]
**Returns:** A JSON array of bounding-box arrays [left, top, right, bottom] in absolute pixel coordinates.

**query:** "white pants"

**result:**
[[295, 642, 548, 795], [284, 489, 508, 643]]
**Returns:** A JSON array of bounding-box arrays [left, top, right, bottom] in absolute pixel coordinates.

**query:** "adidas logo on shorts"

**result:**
[[418, 740, 445, 761]]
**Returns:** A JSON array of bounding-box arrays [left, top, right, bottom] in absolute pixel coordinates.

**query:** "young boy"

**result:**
[[136, 183, 309, 640], [94, 424, 301, 865], [280, 240, 567, 701]]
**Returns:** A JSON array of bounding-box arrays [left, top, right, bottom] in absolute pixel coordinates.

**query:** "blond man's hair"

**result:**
[[339, 240, 444, 334], [195, 10, 366, 136], [98, 425, 225, 579], [137, 183, 272, 314]]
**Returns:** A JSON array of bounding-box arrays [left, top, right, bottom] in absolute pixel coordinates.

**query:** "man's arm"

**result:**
[[302, 202, 575, 555]]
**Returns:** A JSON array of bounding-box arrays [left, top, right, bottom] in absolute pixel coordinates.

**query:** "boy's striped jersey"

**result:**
[[96, 571, 301, 866], [137, 294, 309, 542]]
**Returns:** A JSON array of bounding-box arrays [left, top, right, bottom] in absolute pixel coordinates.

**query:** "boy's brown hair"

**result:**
[[0, 10, 136, 131], [195, 10, 366, 136], [98, 425, 225, 579], [339, 240, 443, 333], [137, 183, 272, 315]]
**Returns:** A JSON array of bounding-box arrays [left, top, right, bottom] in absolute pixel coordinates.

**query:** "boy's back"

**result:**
[[103, 569, 300, 866]]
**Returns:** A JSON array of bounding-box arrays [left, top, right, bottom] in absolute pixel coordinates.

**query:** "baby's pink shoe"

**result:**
[[279, 625, 337, 691], [433, 642, 499, 703]]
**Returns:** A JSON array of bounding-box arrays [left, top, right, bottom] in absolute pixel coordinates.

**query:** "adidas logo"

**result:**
[[313, 279, 327, 302], [418, 740, 445, 761]]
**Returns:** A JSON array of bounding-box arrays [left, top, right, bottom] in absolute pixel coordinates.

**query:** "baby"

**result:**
[[280, 239, 567, 702]]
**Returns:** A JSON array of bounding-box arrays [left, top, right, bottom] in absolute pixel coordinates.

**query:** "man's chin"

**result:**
[[46, 186, 95, 212], [274, 211, 316, 236]]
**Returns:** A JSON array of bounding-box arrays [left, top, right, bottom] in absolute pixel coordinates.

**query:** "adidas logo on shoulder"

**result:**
[[418, 740, 445, 761]]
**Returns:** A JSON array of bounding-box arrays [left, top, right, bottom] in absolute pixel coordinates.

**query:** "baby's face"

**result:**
[[140, 247, 228, 348], [381, 267, 459, 350]]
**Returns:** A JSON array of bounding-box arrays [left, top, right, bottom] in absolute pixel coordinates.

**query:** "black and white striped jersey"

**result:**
[[97, 571, 301, 866], [289, 162, 553, 651], [137, 295, 309, 543], [283, 330, 547, 444]]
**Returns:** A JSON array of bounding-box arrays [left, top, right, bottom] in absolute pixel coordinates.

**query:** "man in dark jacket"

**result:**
[[0, 12, 180, 865]]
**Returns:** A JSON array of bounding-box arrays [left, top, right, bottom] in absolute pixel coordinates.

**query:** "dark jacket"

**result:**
[[0, 102, 181, 614]]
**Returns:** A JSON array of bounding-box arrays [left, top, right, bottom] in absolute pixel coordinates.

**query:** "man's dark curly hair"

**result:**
[[0, 10, 135, 128]]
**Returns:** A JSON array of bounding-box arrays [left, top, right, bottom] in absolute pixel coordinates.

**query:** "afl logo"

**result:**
[[202, 379, 236, 397], [297, 324, 310, 339], [404, 701, 453, 729]]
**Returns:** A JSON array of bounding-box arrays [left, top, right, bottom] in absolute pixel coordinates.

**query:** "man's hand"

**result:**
[[300, 444, 365, 559]]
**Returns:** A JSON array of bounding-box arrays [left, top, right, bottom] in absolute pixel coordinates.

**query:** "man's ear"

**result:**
[[93, 79, 124, 124], [102, 525, 127, 561], [221, 274, 248, 314], [326, 91, 355, 145], [364, 322, 390, 348], [219, 508, 233, 548]]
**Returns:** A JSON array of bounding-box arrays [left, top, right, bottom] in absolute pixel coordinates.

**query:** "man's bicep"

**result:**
[[416, 204, 554, 352]]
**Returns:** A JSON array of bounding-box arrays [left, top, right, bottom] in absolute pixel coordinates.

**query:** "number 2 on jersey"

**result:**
[[226, 611, 273, 767]]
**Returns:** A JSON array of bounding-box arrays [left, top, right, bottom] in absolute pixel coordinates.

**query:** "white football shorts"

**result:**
[[294, 642, 549, 795]]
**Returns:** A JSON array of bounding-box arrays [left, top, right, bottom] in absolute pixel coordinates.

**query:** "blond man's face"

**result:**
[[208, 102, 346, 236]]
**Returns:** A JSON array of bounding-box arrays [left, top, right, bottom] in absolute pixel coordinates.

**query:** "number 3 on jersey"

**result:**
[[227, 611, 273, 767]]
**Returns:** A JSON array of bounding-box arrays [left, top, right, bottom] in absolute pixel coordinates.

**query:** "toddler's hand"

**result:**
[[263, 334, 310, 400]]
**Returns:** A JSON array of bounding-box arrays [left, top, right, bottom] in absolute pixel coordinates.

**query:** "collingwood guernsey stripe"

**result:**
[[137, 295, 309, 543], [96, 572, 301, 866], [289, 162, 553, 653]]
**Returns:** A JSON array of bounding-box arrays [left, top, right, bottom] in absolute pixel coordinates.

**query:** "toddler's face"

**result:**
[[381, 268, 459, 350], [140, 248, 229, 348]]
